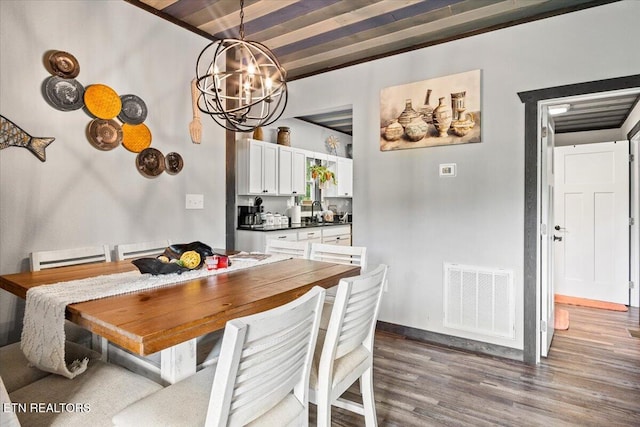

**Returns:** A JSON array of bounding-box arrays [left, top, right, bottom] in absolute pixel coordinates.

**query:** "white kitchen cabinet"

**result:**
[[322, 154, 339, 197], [237, 139, 278, 195], [297, 229, 322, 244], [278, 146, 306, 196], [321, 225, 351, 246], [235, 225, 351, 252], [315, 154, 351, 198], [336, 157, 353, 197], [236, 229, 297, 252]]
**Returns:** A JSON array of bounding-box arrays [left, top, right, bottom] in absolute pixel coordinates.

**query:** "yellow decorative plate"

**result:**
[[84, 84, 122, 119], [122, 123, 152, 153]]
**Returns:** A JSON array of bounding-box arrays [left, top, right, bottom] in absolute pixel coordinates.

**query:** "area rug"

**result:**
[[554, 294, 628, 312], [554, 308, 569, 330]]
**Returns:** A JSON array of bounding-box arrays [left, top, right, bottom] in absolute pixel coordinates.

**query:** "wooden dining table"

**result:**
[[0, 257, 360, 383]]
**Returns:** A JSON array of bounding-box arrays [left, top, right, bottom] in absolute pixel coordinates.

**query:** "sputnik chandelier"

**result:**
[[195, 0, 288, 132]]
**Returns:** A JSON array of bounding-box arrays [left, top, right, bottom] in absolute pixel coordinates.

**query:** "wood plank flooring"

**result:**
[[311, 304, 640, 426]]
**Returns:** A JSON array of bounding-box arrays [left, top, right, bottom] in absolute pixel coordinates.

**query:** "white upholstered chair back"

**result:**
[[309, 243, 367, 272], [310, 264, 388, 427], [265, 239, 310, 259], [115, 239, 171, 261], [206, 286, 325, 426], [30, 245, 111, 272]]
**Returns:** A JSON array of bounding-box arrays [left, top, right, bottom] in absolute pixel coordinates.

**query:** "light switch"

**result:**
[[439, 163, 456, 177], [185, 194, 204, 209]]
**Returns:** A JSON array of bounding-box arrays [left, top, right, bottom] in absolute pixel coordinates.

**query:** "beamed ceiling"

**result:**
[[126, 0, 636, 135]]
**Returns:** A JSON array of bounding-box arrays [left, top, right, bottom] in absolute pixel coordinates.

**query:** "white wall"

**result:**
[[287, 0, 640, 351], [258, 117, 352, 157], [0, 0, 226, 343]]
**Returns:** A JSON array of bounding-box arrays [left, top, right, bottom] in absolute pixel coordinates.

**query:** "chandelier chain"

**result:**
[[239, 0, 245, 40]]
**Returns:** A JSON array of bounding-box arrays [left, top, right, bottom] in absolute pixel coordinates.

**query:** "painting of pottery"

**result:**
[[380, 69, 481, 151]]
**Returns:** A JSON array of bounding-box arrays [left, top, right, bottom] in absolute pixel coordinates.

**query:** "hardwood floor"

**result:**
[[311, 304, 640, 426]]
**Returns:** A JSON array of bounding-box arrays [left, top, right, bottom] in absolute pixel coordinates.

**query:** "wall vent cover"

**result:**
[[443, 263, 515, 339]]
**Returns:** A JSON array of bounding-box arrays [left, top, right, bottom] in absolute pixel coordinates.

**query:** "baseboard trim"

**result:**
[[376, 321, 524, 362]]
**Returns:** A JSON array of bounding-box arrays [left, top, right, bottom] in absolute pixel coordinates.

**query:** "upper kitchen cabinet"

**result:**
[[278, 146, 306, 196], [322, 155, 352, 198], [337, 157, 353, 197], [237, 139, 278, 195]]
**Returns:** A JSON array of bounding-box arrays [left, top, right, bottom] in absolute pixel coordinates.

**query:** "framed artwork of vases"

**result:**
[[380, 69, 481, 151]]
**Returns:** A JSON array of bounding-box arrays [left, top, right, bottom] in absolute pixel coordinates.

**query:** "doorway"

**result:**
[[553, 140, 630, 305], [518, 74, 640, 364]]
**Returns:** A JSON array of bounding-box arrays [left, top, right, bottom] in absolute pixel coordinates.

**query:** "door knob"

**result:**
[[553, 235, 562, 242], [554, 225, 566, 231]]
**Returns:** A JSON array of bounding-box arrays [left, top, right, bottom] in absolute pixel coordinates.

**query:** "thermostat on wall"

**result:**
[[439, 163, 456, 177]]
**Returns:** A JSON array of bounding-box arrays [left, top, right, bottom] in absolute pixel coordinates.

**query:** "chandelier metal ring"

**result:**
[[194, 1, 288, 133]]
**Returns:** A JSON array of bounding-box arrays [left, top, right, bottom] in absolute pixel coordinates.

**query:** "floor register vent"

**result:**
[[443, 263, 515, 339]]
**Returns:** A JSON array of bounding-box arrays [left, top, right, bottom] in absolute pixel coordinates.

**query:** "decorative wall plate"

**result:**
[[84, 84, 122, 119], [44, 76, 85, 111], [48, 51, 80, 79], [122, 123, 152, 153], [136, 147, 165, 178], [88, 118, 122, 151], [118, 94, 148, 125], [165, 152, 183, 175]]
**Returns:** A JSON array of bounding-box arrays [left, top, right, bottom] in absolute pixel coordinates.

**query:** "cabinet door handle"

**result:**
[[278, 236, 287, 239]]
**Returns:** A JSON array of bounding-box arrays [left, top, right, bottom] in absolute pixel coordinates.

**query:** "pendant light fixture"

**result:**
[[194, 0, 288, 133]]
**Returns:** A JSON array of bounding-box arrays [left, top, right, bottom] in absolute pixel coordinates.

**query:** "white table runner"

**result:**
[[21, 253, 289, 378]]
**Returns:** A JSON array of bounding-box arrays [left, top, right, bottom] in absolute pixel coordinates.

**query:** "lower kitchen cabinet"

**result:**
[[297, 229, 322, 243], [235, 225, 351, 253], [236, 229, 297, 252], [321, 225, 351, 246]]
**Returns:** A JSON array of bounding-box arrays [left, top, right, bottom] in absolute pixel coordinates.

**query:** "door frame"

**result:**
[[518, 74, 640, 364], [629, 121, 640, 317]]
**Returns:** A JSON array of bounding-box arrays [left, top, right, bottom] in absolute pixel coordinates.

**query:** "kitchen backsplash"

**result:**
[[236, 195, 351, 217]]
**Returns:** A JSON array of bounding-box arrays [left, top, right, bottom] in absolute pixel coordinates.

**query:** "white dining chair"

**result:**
[[0, 340, 100, 395], [1, 375, 20, 427], [112, 286, 326, 427], [115, 239, 171, 261], [29, 245, 112, 350], [309, 264, 388, 427], [310, 243, 368, 303], [30, 244, 111, 271], [265, 238, 310, 259], [6, 356, 163, 426], [309, 243, 367, 271]]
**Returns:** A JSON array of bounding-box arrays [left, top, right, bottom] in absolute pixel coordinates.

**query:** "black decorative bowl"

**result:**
[[161, 241, 213, 269], [132, 258, 189, 275]]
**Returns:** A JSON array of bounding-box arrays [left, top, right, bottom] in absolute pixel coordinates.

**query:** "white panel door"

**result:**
[[554, 141, 629, 304], [540, 109, 555, 358]]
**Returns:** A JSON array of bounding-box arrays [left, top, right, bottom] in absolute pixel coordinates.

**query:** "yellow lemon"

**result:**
[[179, 251, 201, 269]]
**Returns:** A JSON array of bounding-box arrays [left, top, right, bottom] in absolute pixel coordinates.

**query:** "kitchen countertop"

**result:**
[[237, 222, 352, 232]]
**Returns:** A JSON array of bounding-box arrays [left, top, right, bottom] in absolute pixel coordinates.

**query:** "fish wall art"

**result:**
[[0, 115, 54, 162]]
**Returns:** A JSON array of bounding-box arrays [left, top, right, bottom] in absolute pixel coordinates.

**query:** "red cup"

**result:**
[[217, 255, 228, 269]]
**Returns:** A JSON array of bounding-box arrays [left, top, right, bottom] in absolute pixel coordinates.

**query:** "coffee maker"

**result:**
[[238, 205, 263, 226]]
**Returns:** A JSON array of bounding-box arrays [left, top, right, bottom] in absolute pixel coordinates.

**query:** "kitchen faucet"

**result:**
[[311, 201, 322, 223]]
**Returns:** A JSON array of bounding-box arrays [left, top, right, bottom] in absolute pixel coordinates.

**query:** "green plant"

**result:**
[[310, 164, 336, 185]]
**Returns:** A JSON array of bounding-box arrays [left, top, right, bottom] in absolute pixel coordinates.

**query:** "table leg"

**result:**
[[160, 339, 197, 384]]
